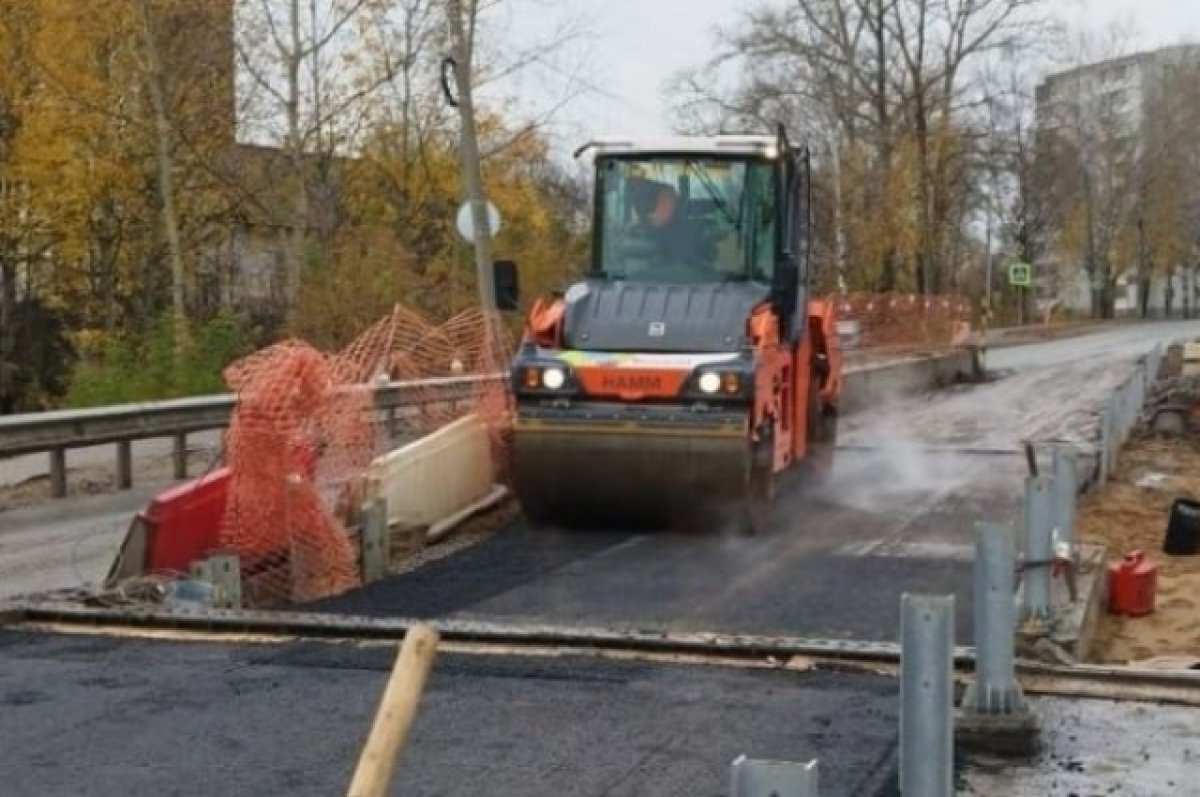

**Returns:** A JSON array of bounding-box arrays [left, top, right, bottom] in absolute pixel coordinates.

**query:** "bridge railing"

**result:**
[[0, 374, 506, 499]]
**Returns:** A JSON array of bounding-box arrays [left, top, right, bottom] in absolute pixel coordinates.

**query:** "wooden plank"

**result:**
[[346, 624, 440, 797]]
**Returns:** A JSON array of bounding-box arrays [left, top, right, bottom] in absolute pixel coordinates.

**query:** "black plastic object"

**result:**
[[1164, 498, 1200, 556]]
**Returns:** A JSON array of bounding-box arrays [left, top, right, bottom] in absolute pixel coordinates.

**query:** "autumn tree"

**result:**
[[1131, 56, 1200, 317], [1030, 30, 1200, 319], [0, 0, 75, 412]]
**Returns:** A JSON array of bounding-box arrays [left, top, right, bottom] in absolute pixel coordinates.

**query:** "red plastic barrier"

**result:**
[[143, 467, 232, 575]]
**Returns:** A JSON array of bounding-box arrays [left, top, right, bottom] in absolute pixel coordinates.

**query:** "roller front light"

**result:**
[[698, 372, 722, 394], [542, 367, 567, 390]]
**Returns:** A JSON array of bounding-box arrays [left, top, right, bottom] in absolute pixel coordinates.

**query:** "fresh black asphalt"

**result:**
[[0, 631, 902, 797], [309, 450, 1020, 645]]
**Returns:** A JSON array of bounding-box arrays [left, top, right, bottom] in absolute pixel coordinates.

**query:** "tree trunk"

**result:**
[[285, 0, 306, 313], [136, 0, 187, 353], [0, 260, 16, 412]]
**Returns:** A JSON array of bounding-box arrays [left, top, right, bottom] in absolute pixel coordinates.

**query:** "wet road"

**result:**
[[0, 489, 160, 601], [315, 321, 1200, 642], [1, 631, 1193, 797], [0, 631, 902, 797]]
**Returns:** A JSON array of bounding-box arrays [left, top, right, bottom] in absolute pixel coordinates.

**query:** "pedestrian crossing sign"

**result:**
[[1008, 262, 1032, 287]]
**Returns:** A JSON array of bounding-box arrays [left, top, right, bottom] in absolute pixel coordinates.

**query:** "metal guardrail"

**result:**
[[0, 373, 505, 498]]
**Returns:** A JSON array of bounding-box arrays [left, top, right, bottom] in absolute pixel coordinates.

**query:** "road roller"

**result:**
[[492, 127, 843, 533]]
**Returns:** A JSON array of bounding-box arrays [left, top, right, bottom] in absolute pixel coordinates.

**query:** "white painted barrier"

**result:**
[[363, 414, 495, 529]]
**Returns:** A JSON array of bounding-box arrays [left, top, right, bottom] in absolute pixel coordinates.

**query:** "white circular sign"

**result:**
[[456, 201, 501, 243]]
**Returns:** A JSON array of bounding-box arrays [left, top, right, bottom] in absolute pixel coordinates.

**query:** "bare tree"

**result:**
[[235, 0, 380, 310], [671, 0, 1049, 296]]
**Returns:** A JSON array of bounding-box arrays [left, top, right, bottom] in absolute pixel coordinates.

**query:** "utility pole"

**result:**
[[444, 0, 496, 314]]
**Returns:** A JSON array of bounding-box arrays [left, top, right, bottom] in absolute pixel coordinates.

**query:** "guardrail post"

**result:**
[[173, 432, 188, 480], [731, 756, 819, 797], [209, 553, 243, 609], [900, 594, 954, 797], [958, 523, 1038, 756], [1052, 448, 1076, 550], [116, 440, 133, 490], [1020, 476, 1054, 629], [49, 448, 67, 498], [360, 498, 390, 584], [1101, 400, 1117, 483], [1097, 406, 1108, 487]]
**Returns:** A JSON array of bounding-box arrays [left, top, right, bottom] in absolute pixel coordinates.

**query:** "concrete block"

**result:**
[[363, 414, 493, 530], [955, 707, 1040, 757]]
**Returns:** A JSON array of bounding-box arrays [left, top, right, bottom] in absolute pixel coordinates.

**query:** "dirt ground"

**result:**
[[1079, 431, 1200, 666]]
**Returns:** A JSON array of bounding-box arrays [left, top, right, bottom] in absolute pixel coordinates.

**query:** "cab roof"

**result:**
[[573, 135, 780, 160]]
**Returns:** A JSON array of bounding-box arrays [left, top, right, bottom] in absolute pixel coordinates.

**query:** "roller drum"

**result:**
[[513, 410, 752, 530]]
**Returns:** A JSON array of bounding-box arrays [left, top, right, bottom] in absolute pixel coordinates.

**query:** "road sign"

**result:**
[[455, 200, 501, 244], [1008, 262, 1032, 288]]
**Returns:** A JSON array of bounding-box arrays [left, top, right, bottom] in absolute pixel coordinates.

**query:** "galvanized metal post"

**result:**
[[207, 553, 243, 609], [900, 594, 954, 797], [1052, 448, 1076, 550], [967, 523, 1020, 711], [958, 524, 1038, 755], [1021, 476, 1054, 627], [731, 756, 819, 797], [1104, 400, 1118, 478], [1115, 383, 1126, 444], [1098, 405, 1110, 487], [360, 498, 390, 584]]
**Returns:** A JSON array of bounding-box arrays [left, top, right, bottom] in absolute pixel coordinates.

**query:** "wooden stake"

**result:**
[[346, 624, 440, 797]]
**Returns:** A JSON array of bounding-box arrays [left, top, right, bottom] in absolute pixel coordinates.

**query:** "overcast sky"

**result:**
[[492, 0, 1200, 156]]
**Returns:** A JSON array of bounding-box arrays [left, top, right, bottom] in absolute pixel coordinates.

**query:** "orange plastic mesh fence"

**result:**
[[837, 292, 972, 351], [219, 304, 513, 607]]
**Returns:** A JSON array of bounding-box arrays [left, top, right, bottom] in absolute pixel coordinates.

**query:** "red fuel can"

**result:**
[[1108, 550, 1158, 617]]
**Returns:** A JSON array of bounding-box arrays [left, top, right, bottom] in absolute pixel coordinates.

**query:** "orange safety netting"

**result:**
[[219, 303, 513, 606], [837, 292, 972, 350]]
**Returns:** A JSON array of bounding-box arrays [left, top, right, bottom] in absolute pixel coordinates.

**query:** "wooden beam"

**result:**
[[346, 623, 440, 797]]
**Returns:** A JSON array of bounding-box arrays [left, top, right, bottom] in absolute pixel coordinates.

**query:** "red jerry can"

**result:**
[[1108, 550, 1158, 617]]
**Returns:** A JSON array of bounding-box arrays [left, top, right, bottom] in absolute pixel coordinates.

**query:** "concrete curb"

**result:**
[[840, 348, 979, 417], [1063, 544, 1110, 663]]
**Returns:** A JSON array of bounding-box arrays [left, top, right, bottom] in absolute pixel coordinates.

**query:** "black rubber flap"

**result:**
[[1164, 498, 1200, 556]]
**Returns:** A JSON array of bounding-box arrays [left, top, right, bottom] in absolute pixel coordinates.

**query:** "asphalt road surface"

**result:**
[[0, 488, 161, 601], [314, 320, 1200, 643], [1, 631, 1193, 797]]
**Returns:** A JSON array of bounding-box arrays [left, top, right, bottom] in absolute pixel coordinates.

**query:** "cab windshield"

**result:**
[[593, 155, 777, 284]]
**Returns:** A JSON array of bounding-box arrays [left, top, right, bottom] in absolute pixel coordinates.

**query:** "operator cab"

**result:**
[[591, 149, 778, 286], [495, 130, 812, 346]]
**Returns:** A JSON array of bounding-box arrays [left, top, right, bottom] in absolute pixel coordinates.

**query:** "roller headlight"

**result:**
[[542, 367, 567, 390], [698, 372, 722, 394]]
